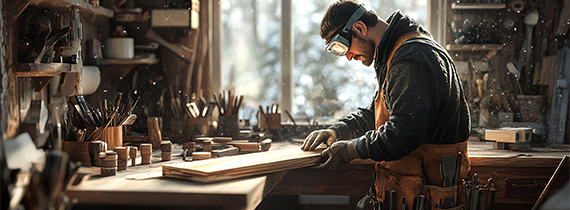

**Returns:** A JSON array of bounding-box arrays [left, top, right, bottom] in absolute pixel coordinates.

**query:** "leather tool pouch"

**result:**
[[376, 167, 423, 209], [424, 185, 464, 210]]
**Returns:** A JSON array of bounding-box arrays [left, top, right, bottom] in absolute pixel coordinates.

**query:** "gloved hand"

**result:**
[[301, 129, 338, 151], [313, 140, 360, 171]]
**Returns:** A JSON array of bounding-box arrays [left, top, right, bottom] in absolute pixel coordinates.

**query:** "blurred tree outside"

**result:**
[[221, 0, 426, 122]]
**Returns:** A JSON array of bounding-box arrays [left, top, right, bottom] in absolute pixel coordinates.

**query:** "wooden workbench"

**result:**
[[65, 141, 569, 210], [65, 145, 287, 210]]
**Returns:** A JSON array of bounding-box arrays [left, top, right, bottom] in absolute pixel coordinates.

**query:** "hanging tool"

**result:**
[[464, 178, 472, 210], [145, 29, 193, 63], [387, 190, 396, 210], [35, 27, 72, 63], [441, 154, 456, 187], [531, 155, 569, 210], [471, 173, 480, 210]]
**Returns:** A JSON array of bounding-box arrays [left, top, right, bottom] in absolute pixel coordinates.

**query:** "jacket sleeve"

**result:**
[[328, 93, 377, 141], [352, 47, 443, 162]]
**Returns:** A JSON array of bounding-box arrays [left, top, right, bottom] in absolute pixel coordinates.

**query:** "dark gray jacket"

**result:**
[[329, 11, 470, 161]]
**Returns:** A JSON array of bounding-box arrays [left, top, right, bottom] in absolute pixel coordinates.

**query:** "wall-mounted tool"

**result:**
[[35, 27, 72, 63], [506, 8, 539, 94], [146, 29, 193, 63]]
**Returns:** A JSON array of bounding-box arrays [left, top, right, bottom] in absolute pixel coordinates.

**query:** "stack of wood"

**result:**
[[162, 148, 323, 182]]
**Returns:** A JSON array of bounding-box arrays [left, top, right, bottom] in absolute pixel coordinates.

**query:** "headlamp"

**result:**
[[325, 5, 366, 56]]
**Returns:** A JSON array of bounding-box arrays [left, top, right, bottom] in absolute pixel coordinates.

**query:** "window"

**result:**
[[221, 0, 427, 123]]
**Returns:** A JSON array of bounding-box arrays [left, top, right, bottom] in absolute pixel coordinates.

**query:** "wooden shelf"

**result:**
[[14, 63, 79, 77], [451, 3, 507, 10], [86, 58, 160, 65], [28, 0, 114, 18], [446, 44, 504, 51]]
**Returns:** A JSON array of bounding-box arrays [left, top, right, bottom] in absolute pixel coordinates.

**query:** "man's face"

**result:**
[[345, 32, 376, 67]]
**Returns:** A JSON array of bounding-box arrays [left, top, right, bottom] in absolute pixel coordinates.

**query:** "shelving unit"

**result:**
[[451, 3, 506, 10], [14, 63, 79, 77], [28, 0, 114, 18], [446, 44, 504, 51], [86, 58, 160, 66]]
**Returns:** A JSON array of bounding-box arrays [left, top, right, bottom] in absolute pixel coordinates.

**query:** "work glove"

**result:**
[[301, 129, 338, 151], [314, 140, 360, 171]]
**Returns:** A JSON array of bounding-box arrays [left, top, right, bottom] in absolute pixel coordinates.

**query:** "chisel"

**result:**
[[389, 190, 396, 210]]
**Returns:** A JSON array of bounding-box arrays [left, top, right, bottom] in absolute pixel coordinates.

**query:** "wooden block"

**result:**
[[195, 137, 213, 144], [213, 137, 232, 143], [147, 117, 162, 149], [161, 141, 172, 152], [129, 146, 138, 166], [114, 147, 128, 158], [485, 129, 520, 143], [500, 127, 532, 142], [163, 147, 323, 183], [89, 141, 107, 167], [140, 143, 152, 154], [162, 152, 172, 161], [100, 151, 117, 176], [211, 146, 239, 157], [183, 142, 196, 152], [203, 140, 212, 152], [114, 147, 128, 171], [140, 143, 152, 165], [227, 141, 260, 152], [192, 152, 211, 161], [260, 139, 272, 151]]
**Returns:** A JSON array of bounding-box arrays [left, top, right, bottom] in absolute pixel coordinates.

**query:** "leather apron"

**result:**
[[373, 32, 471, 210]]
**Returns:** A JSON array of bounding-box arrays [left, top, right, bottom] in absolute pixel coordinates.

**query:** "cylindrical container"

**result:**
[[192, 152, 211, 161], [114, 147, 128, 171], [80, 66, 101, 95], [129, 146, 138, 166], [258, 113, 282, 131], [218, 115, 240, 139], [78, 142, 91, 166], [89, 141, 107, 166], [104, 37, 134, 59], [140, 143, 152, 165], [62, 141, 78, 162], [187, 117, 210, 136], [100, 151, 117, 176], [99, 126, 123, 149]]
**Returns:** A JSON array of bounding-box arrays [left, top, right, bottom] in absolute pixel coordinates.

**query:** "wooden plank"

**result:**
[[485, 129, 519, 143], [163, 148, 323, 182], [451, 3, 506, 9], [28, 0, 114, 17]]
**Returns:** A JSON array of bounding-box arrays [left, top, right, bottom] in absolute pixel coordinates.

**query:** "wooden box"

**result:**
[[485, 130, 520, 143]]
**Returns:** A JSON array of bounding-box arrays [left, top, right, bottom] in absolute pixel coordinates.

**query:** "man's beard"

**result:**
[[353, 34, 376, 67]]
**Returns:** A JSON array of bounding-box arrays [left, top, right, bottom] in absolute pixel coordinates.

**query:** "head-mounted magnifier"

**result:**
[[325, 5, 366, 56]]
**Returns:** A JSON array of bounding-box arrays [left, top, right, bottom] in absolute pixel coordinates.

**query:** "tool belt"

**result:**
[[373, 141, 470, 210]]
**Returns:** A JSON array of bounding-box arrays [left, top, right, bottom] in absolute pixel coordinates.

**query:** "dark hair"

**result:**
[[320, 0, 379, 39]]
